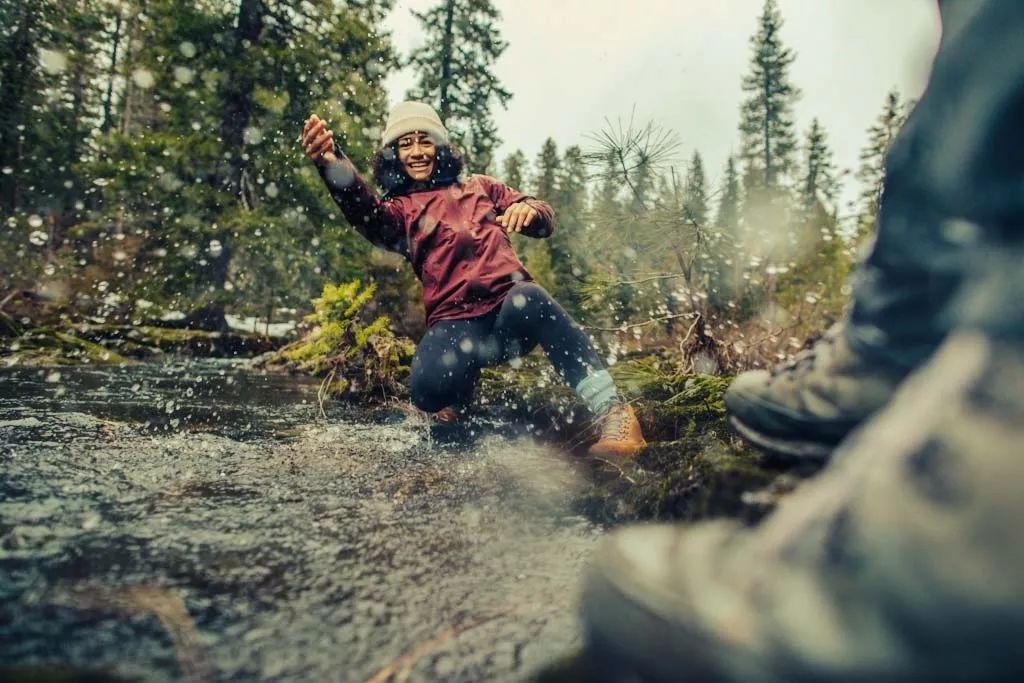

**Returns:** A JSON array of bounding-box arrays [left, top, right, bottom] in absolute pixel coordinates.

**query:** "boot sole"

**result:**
[[727, 414, 835, 464]]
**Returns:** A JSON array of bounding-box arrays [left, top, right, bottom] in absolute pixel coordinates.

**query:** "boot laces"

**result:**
[[600, 405, 630, 441], [770, 329, 837, 378]]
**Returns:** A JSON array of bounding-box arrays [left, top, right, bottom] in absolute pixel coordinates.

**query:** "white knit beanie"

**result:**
[[381, 101, 449, 147]]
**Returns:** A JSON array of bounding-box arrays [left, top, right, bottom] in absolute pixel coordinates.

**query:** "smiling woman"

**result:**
[[299, 102, 647, 458], [397, 132, 436, 182]]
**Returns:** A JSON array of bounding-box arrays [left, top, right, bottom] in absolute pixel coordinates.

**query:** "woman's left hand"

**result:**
[[496, 201, 539, 233]]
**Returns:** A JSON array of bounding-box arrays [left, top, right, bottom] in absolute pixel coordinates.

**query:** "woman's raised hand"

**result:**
[[301, 114, 338, 165], [496, 200, 539, 233]]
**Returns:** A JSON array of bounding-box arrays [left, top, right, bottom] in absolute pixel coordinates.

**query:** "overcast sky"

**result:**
[[383, 0, 942, 212]]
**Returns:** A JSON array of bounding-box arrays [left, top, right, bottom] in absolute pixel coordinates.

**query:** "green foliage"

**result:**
[[2, 0, 398, 331], [547, 145, 590, 317], [266, 281, 414, 402], [501, 149, 527, 190], [407, 0, 511, 173], [856, 89, 908, 240], [800, 118, 838, 215], [2, 327, 128, 366], [739, 0, 800, 195], [516, 138, 561, 292]]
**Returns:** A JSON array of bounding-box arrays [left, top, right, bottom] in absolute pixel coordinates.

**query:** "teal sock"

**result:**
[[575, 370, 618, 416]]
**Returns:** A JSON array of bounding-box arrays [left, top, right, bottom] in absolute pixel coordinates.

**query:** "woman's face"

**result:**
[[396, 132, 436, 182]]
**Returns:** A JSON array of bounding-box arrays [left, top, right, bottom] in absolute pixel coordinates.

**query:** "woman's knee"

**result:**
[[409, 362, 474, 411]]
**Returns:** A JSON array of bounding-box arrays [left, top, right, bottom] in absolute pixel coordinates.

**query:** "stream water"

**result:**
[[0, 361, 600, 682]]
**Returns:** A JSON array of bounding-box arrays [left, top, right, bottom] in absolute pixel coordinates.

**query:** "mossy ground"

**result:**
[[1, 324, 277, 365], [1, 327, 128, 366], [257, 282, 415, 403], [473, 350, 793, 526]]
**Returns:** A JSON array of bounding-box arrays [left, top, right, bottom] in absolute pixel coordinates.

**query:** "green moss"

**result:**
[[472, 350, 785, 525], [2, 327, 129, 366], [260, 281, 414, 403]]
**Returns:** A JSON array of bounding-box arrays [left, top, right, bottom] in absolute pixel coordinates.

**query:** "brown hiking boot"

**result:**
[[432, 406, 460, 424], [589, 403, 647, 459]]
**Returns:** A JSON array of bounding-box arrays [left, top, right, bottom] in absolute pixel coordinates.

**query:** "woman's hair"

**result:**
[[371, 141, 464, 195]]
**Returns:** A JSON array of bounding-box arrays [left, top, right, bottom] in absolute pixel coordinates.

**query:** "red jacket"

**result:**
[[320, 159, 555, 327]]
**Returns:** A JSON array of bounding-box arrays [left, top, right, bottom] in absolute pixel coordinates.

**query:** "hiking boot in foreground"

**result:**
[[589, 403, 646, 459], [725, 325, 905, 462], [580, 331, 1024, 682]]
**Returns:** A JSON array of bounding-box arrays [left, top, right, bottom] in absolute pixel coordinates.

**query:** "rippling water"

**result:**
[[0, 361, 600, 681]]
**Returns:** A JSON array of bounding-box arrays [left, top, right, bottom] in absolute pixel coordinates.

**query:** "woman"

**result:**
[[300, 101, 645, 458]]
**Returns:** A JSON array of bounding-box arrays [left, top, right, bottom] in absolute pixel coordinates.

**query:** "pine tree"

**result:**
[[738, 0, 800, 195], [533, 138, 559, 197], [0, 0, 110, 292], [682, 151, 708, 229], [707, 155, 745, 312], [81, 0, 395, 327], [518, 138, 561, 290], [856, 89, 906, 238], [548, 145, 588, 315], [800, 118, 838, 215], [779, 123, 850, 331], [716, 155, 742, 233], [501, 149, 527, 190], [407, 0, 512, 174]]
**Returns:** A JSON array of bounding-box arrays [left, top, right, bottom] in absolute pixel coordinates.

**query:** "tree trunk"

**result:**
[[101, 5, 124, 134], [438, 0, 455, 121], [203, 0, 264, 331], [219, 0, 264, 196], [0, 3, 36, 212]]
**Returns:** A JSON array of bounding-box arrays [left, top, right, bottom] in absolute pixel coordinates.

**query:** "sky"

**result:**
[[383, 0, 942, 214]]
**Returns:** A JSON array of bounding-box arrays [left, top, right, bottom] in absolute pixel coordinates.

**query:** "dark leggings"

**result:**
[[409, 282, 603, 412]]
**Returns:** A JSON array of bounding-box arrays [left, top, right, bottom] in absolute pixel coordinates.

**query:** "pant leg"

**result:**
[[492, 282, 604, 388], [408, 316, 494, 412], [846, 0, 1024, 370]]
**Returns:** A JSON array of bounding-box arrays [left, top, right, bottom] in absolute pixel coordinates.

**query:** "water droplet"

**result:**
[[243, 127, 263, 145], [132, 68, 155, 89], [27, 214, 43, 228], [93, 177, 111, 187], [38, 48, 67, 74], [264, 182, 279, 198], [179, 41, 197, 58], [173, 66, 194, 84], [1, 167, 12, 175], [324, 163, 354, 188]]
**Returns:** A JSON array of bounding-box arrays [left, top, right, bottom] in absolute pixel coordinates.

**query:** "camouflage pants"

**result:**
[[581, 2, 1024, 678], [583, 331, 1024, 681], [847, 0, 1024, 369]]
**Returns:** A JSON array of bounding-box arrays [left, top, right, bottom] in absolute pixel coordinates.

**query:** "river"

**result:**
[[0, 361, 600, 681]]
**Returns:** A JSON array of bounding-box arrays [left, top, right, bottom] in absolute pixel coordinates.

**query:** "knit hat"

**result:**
[[381, 101, 449, 147]]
